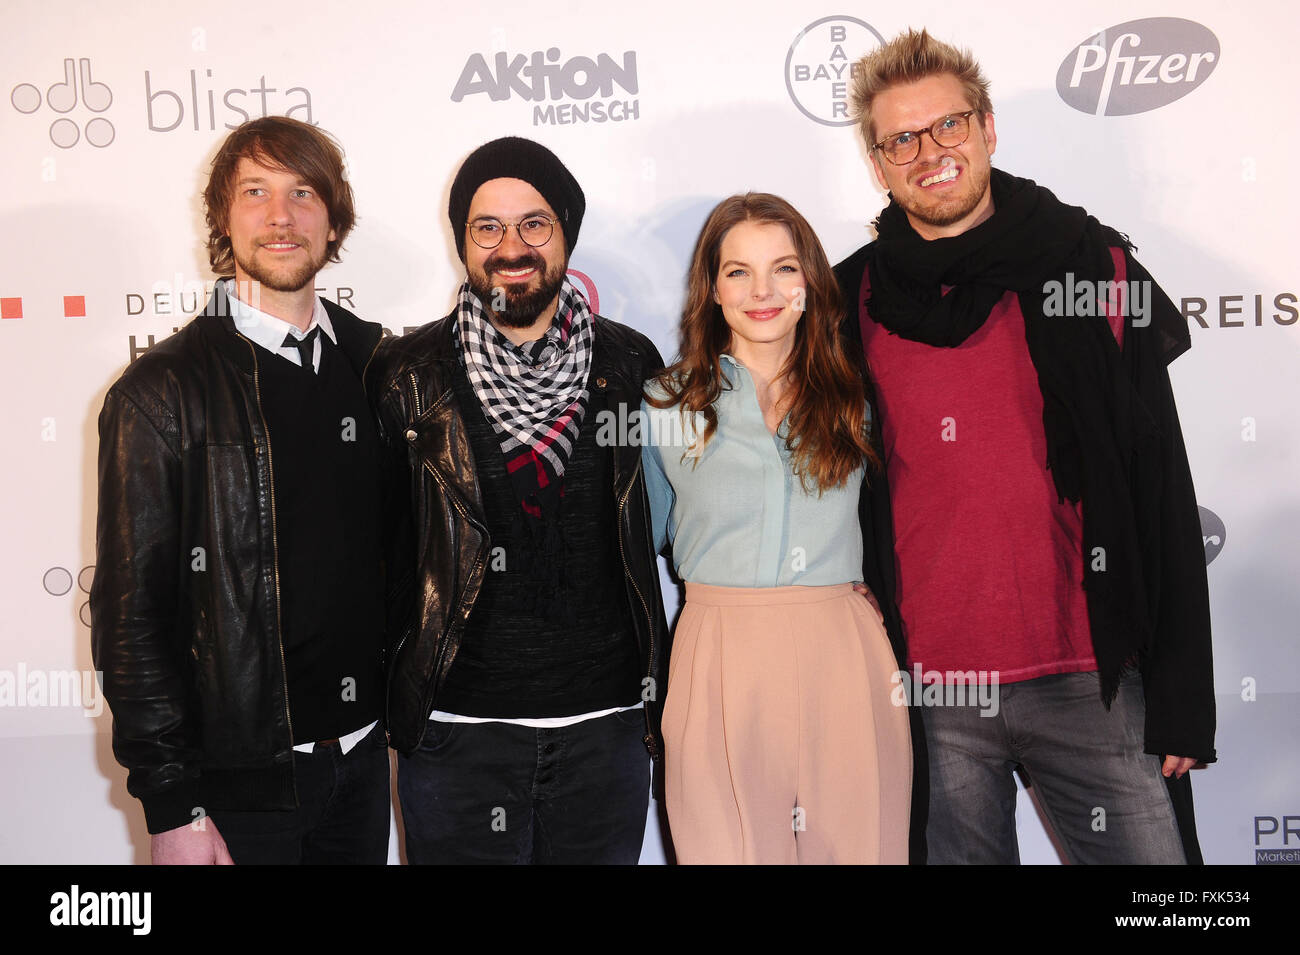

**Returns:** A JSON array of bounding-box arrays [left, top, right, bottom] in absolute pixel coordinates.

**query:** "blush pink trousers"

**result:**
[[663, 582, 912, 864]]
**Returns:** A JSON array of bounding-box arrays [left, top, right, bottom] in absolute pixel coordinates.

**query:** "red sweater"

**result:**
[[861, 251, 1126, 683]]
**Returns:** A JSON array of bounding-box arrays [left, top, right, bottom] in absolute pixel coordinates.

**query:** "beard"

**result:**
[[468, 250, 568, 328], [232, 235, 328, 294], [896, 160, 992, 229]]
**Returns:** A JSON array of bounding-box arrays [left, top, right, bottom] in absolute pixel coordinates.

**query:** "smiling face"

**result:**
[[465, 177, 568, 329], [226, 156, 336, 294], [869, 72, 997, 240], [713, 220, 805, 361]]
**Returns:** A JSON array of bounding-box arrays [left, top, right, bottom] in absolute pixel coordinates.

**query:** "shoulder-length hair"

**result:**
[[646, 192, 876, 492], [203, 115, 356, 276]]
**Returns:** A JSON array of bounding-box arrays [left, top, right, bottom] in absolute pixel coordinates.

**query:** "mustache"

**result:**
[[257, 234, 311, 247], [485, 251, 544, 272]]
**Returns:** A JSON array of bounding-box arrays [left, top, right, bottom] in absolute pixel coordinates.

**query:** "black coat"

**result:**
[[835, 243, 1215, 863]]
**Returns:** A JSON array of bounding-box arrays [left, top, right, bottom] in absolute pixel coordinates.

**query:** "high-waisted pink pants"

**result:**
[[663, 582, 912, 864]]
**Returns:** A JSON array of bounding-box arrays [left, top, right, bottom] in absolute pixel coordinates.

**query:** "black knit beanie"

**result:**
[[448, 137, 586, 261]]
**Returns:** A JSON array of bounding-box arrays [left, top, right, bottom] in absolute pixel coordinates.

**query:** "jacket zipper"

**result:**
[[408, 370, 423, 419], [617, 457, 660, 758], [385, 374, 427, 673], [391, 372, 489, 744], [237, 333, 296, 767], [360, 335, 382, 398], [358, 332, 385, 738], [384, 372, 424, 725]]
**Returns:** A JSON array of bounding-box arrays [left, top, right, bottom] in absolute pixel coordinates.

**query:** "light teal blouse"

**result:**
[[640, 354, 865, 588]]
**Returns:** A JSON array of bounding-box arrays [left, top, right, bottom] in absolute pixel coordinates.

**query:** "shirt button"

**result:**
[[543, 743, 555, 754], [405, 429, 417, 441], [595, 376, 607, 388]]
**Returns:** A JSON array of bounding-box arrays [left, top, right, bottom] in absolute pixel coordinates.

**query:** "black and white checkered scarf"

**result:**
[[454, 278, 594, 512], [454, 278, 595, 623]]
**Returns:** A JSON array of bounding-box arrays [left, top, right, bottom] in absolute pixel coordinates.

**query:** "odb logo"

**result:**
[[786, 16, 884, 127], [1057, 18, 1219, 116], [10, 57, 115, 148], [1199, 506, 1226, 565], [44, 565, 95, 628]]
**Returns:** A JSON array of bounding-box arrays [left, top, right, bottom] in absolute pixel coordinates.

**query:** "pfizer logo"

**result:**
[[786, 16, 884, 127], [1199, 506, 1226, 565], [1057, 18, 1219, 116]]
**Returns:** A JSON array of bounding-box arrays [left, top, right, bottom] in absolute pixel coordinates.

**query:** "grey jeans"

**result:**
[[921, 668, 1188, 864]]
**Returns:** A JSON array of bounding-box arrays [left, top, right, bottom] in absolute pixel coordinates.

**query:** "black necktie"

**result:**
[[282, 326, 320, 372]]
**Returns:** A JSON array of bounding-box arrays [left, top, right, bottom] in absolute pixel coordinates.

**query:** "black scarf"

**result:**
[[863, 168, 1191, 704]]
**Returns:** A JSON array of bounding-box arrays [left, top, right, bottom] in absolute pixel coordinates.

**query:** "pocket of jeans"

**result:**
[[417, 719, 460, 754], [611, 705, 645, 728]]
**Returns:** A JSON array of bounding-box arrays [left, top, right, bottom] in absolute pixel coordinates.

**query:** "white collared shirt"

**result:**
[[223, 278, 336, 373]]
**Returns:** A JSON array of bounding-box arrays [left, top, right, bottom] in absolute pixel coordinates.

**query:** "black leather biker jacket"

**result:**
[[367, 311, 669, 761]]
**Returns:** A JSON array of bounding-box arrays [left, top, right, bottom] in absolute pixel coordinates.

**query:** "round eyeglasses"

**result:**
[[466, 215, 556, 250], [872, 110, 978, 165]]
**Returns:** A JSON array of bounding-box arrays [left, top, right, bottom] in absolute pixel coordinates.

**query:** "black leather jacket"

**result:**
[[89, 285, 384, 834], [367, 311, 669, 760]]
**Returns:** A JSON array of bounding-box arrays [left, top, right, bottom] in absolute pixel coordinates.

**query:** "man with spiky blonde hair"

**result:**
[[835, 28, 1215, 865]]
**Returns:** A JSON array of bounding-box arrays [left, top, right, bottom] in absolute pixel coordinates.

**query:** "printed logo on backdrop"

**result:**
[[146, 69, 313, 131], [43, 565, 95, 628], [451, 47, 640, 127], [567, 269, 600, 314], [9, 58, 314, 149], [1198, 506, 1226, 565], [1182, 292, 1298, 331], [1057, 18, 1219, 116], [785, 16, 884, 127], [1254, 814, 1299, 865], [10, 57, 115, 148]]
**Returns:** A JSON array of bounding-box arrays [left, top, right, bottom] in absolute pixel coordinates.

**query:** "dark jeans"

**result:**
[[210, 722, 391, 864], [398, 709, 650, 864], [921, 668, 1188, 864]]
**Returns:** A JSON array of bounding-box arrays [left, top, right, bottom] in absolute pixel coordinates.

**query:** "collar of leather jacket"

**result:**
[[197, 282, 383, 380]]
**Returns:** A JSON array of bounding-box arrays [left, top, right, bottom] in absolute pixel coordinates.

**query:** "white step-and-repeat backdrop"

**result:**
[[2, 0, 1296, 864]]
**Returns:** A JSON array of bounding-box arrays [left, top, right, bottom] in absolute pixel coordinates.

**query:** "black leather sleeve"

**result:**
[[89, 383, 204, 833]]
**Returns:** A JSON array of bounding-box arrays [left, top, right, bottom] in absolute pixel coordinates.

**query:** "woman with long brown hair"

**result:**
[[642, 192, 910, 863]]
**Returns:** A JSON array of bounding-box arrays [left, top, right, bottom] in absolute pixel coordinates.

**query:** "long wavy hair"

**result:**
[[647, 192, 877, 492]]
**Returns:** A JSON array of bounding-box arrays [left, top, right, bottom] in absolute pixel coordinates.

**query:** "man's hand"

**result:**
[[1161, 755, 1197, 780], [852, 581, 884, 621], [151, 819, 235, 865]]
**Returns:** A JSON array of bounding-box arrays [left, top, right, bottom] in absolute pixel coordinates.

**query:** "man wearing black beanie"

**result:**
[[368, 137, 670, 864]]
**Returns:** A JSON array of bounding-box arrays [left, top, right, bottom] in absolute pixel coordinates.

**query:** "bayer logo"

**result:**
[[785, 16, 884, 127]]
